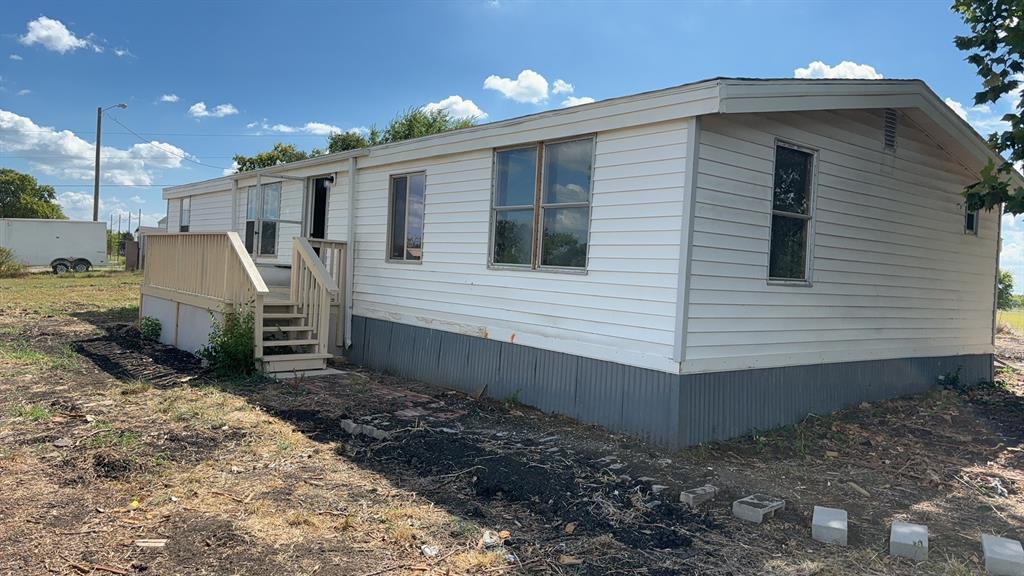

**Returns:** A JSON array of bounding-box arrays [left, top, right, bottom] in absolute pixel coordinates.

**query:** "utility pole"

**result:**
[[127, 211, 132, 236], [92, 103, 128, 222], [93, 107, 101, 221]]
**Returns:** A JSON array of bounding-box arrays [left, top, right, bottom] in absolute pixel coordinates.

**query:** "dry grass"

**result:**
[[2, 269, 1023, 575]]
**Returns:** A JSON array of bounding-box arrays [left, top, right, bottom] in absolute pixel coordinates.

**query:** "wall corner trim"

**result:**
[[674, 115, 702, 367]]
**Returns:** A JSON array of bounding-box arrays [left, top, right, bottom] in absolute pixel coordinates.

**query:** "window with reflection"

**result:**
[[244, 182, 282, 255], [769, 143, 815, 281], [491, 137, 594, 270], [387, 173, 426, 262]]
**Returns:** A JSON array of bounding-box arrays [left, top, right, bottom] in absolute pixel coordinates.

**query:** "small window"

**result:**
[[387, 173, 426, 262], [179, 197, 191, 232], [769, 143, 815, 281], [491, 137, 594, 270], [965, 207, 979, 235]]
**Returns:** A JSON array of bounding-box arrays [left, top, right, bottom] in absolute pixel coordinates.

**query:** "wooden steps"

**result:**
[[257, 292, 330, 374]]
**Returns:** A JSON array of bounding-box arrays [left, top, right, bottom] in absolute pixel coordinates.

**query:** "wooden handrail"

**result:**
[[227, 232, 270, 295], [307, 238, 346, 305], [290, 237, 343, 356], [141, 231, 268, 360], [295, 238, 340, 295]]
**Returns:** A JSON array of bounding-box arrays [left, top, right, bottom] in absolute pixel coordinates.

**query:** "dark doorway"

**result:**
[[311, 177, 330, 240]]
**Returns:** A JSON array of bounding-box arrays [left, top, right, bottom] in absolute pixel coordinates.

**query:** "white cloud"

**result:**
[[253, 120, 363, 136], [268, 121, 343, 135], [113, 48, 134, 58], [159, 94, 179, 103], [188, 102, 238, 118], [9, 54, 22, 61], [303, 122, 343, 135], [561, 96, 595, 107], [129, 195, 144, 204], [483, 69, 549, 103], [944, 97, 968, 120], [57, 192, 161, 227], [552, 79, 574, 94], [944, 94, 1017, 137], [19, 16, 91, 54], [16, 89, 31, 96], [1002, 213, 1024, 293], [422, 95, 487, 120], [0, 108, 192, 186], [794, 60, 883, 80], [223, 160, 240, 177]]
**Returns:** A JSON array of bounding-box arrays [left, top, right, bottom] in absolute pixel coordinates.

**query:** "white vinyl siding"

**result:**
[[351, 119, 689, 372], [165, 199, 180, 232], [683, 110, 997, 373], [326, 171, 351, 241], [186, 190, 233, 232]]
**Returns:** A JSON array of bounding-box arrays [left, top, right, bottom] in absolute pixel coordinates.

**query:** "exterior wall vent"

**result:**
[[883, 109, 899, 151]]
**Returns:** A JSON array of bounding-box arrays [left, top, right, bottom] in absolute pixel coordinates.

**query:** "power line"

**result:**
[[0, 128, 342, 138], [45, 183, 182, 187], [0, 153, 241, 159], [104, 113, 232, 171]]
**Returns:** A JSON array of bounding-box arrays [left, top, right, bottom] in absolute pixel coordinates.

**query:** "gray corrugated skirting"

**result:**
[[348, 316, 993, 448]]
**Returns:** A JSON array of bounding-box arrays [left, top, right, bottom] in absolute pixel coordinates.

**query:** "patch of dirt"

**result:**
[[4, 276, 1024, 575]]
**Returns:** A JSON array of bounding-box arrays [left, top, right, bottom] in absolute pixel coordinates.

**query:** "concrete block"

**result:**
[[811, 506, 848, 546], [982, 534, 1024, 576], [732, 494, 785, 524], [680, 485, 717, 507], [890, 521, 928, 561]]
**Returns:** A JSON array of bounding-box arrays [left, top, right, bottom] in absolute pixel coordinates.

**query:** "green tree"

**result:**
[[379, 108, 475, 145], [234, 107, 477, 172], [0, 168, 65, 219], [327, 131, 370, 153], [953, 1, 1024, 212], [998, 269, 1015, 309], [232, 143, 310, 172]]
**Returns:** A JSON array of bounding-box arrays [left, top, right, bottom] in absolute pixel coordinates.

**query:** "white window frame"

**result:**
[[766, 140, 818, 286], [179, 197, 190, 232], [245, 181, 297, 257], [386, 172, 426, 264], [487, 135, 595, 273]]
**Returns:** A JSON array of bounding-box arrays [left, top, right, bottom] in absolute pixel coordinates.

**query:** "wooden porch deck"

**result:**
[[141, 233, 347, 377]]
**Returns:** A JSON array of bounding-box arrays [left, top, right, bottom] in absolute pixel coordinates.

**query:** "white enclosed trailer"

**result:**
[[0, 218, 107, 273]]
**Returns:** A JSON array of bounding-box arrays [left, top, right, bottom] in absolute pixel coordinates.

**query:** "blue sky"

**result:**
[[3, 1, 1024, 285]]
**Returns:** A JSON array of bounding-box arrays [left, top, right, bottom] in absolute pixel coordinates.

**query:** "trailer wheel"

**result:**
[[72, 259, 91, 273], [51, 259, 71, 275]]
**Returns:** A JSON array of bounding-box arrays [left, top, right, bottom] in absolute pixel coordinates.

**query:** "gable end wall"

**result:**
[[683, 109, 998, 374]]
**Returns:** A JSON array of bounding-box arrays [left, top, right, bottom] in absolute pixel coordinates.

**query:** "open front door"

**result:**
[[308, 176, 331, 249]]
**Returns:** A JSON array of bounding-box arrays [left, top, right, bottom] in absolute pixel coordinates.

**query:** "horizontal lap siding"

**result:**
[[166, 200, 179, 231], [326, 175, 350, 241], [352, 120, 689, 373], [187, 190, 233, 232], [684, 110, 997, 373]]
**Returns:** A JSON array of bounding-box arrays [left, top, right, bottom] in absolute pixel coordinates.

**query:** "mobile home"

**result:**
[[144, 78, 1008, 447]]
